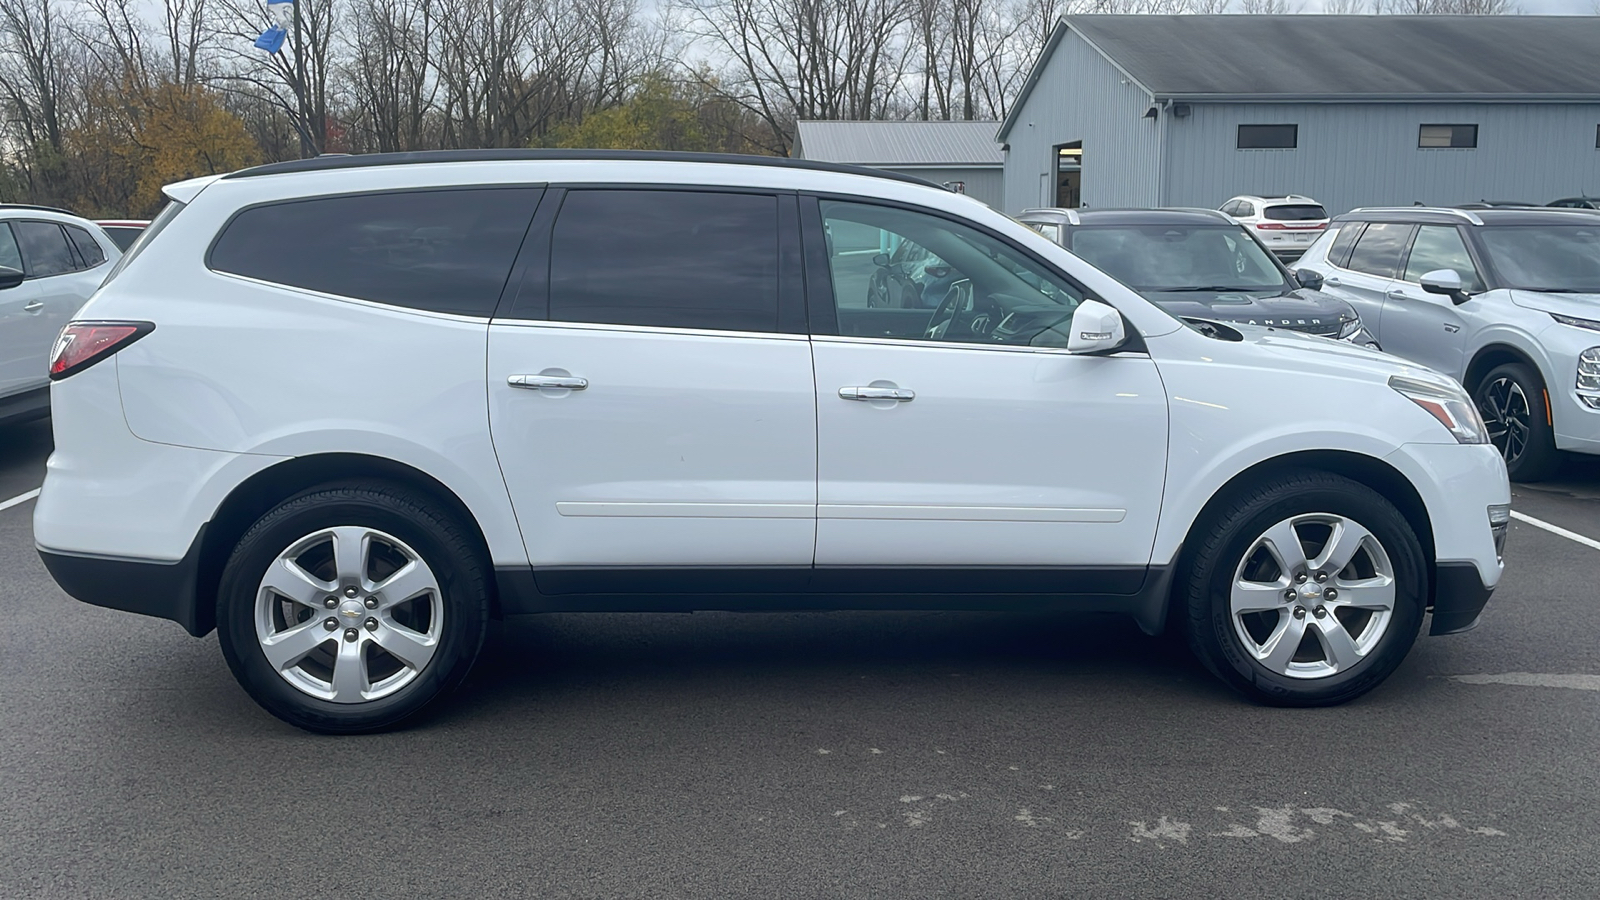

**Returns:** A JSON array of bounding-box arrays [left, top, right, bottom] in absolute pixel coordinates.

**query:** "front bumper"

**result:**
[[1430, 561, 1494, 635]]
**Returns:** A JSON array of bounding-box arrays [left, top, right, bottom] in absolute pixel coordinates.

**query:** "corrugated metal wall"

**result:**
[[880, 166, 1005, 208], [1163, 102, 1600, 216], [1001, 31, 1163, 213]]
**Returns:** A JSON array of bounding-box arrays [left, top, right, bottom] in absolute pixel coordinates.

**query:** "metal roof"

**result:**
[[792, 121, 1004, 167]]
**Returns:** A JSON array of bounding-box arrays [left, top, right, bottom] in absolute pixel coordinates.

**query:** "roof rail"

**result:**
[[1018, 207, 1081, 225], [1167, 206, 1235, 221], [221, 148, 942, 190], [0, 203, 76, 215], [1346, 206, 1484, 225]]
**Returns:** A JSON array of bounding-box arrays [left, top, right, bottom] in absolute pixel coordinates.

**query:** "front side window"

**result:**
[[1403, 225, 1482, 291], [209, 188, 540, 316], [0, 223, 21, 271], [13, 221, 76, 278], [1068, 224, 1289, 297], [1476, 225, 1600, 293], [1420, 124, 1477, 149], [1238, 125, 1297, 149], [549, 190, 779, 333], [820, 200, 1084, 347], [1345, 223, 1415, 278]]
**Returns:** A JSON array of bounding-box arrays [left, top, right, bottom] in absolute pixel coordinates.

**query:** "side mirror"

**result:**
[[0, 266, 22, 290], [1067, 299, 1128, 354], [872, 253, 890, 268], [1420, 269, 1470, 305], [1294, 268, 1324, 291]]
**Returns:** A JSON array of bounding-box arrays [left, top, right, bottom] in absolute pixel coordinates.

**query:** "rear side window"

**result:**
[[1345, 223, 1414, 278], [1264, 204, 1327, 221], [209, 188, 540, 316], [0, 223, 20, 271], [66, 225, 107, 267], [549, 190, 779, 333], [1327, 222, 1365, 268], [14, 221, 77, 277]]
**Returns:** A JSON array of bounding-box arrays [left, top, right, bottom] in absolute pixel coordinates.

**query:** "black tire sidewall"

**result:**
[[217, 487, 488, 733], [1474, 362, 1558, 482], [1189, 475, 1426, 706]]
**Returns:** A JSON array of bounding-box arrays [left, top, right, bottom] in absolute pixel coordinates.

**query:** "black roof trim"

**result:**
[[0, 203, 75, 215], [222, 149, 943, 189]]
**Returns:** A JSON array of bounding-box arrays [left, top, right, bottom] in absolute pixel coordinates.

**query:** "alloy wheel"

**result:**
[[1477, 375, 1530, 465]]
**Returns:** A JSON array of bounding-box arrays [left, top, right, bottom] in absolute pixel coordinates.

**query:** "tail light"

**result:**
[[48, 321, 155, 381], [1255, 223, 1288, 230]]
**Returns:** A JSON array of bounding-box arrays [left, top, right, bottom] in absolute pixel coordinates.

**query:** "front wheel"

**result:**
[[1473, 362, 1559, 482], [216, 482, 489, 733], [1182, 471, 1426, 707]]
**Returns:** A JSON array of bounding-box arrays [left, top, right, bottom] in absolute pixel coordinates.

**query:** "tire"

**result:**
[[1473, 362, 1559, 482], [216, 482, 489, 734], [1182, 471, 1426, 707], [866, 273, 890, 308]]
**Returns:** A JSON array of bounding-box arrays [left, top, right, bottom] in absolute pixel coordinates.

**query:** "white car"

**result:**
[[36, 152, 1509, 733], [0, 206, 120, 425], [1296, 206, 1600, 481], [1219, 194, 1330, 261]]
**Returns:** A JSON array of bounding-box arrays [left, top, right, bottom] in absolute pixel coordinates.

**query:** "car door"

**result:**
[[1379, 224, 1479, 377], [487, 188, 817, 587], [805, 197, 1168, 588], [0, 221, 81, 399], [1323, 222, 1414, 342]]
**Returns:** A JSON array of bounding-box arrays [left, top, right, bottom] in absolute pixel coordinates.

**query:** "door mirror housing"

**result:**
[[0, 266, 23, 290], [1066, 299, 1128, 354], [872, 253, 890, 268], [1420, 269, 1470, 305], [1294, 268, 1324, 291]]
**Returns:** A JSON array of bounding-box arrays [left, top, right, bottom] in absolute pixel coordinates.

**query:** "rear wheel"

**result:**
[[216, 482, 489, 733], [1183, 471, 1426, 707], [1473, 362, 1559, 482]]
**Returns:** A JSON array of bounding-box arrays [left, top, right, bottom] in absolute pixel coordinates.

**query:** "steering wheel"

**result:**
[[923, 280, 974, 340]]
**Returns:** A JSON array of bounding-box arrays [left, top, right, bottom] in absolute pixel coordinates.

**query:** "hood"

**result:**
[[1142, 288, 1356, 333], [1179, 319, 1451, 384], [1509, 289, 1600, 322]]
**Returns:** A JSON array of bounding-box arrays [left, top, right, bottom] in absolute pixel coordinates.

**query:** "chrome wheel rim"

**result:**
[[1477, 376, 1530, 465], [255, 526, 443, 703], [1230, 513, 1396, 680]]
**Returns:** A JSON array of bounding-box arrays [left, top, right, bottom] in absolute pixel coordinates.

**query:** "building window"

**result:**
[[1419, 124, 1477, 149], [1595, 124, 1599, 149], [1237, 124, 1297, 149]]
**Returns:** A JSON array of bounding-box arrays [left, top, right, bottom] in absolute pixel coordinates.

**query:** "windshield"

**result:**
[[1067, 224, 1291, 293], [1477, 225, 1600, 292]]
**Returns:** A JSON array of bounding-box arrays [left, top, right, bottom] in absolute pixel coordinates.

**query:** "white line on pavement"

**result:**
[[1449, 673, 1600, 691], [0, 488, 41, 514], [1510, 510, 1600, 552]]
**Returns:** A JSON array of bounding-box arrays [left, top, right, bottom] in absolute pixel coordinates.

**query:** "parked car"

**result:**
[[37, 150, 1508, 733], [1296, 205, 1600, 481], [1547, 197, 1600, 211], [0, 205, 121, 426], [865, 237, 962, 309], [1217, 194, 1329, 261], [1455, 201, 1539, 210], [95, 219, 151, 251], [1015, 207, 1372, 346]]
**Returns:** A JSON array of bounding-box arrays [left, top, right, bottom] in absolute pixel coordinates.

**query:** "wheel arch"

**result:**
[[192, 453, 499, 636], [1464, 342, 1545, 395]]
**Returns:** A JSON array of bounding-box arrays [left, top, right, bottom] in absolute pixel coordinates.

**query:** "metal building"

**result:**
[[792, 121, 1005, 207], [998, 15, 1600, 216]]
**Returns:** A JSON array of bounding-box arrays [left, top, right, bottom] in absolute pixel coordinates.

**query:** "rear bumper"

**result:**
[[1430, 561, 1494, 635], [37, 525, 211, 637]]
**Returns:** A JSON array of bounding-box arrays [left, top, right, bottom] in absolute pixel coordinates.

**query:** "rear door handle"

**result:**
[[23, 300, 43, 312], [839, 386, 914, 402], [508, 373, 588, 390]]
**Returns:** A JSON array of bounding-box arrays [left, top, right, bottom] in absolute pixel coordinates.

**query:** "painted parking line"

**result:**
[[0, 488, 40, 514], [1511, 510, 1600, 552], [1449, 673, 1600, 691]]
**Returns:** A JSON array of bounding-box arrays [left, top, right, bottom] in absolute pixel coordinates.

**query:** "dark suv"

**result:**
[[1016, 208, 1370, 345]]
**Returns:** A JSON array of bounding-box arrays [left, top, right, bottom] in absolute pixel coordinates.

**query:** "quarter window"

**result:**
[[1345, 223, 1415, 279], [0, 223, 20, 271], [208, 188, 540, 316], [1238, 125, 1297, 150], [549, 190, 780, 333], [1327, 222, 1365, 268], [13, 221, 77, 278], [1419, 124, 1477, 149], [65, 225, 106, 268], [1403, 225, 1482, 291]]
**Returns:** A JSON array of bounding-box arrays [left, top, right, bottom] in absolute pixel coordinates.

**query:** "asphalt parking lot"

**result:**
[[2, 416, 1599, 898]]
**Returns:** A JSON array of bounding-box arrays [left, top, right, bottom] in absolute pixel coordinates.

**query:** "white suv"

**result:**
[[1220, 194, 1330, 261], [36, 152, 1509, 733], [1296, 206, 1600, 481], [0, 206, 120, 425]]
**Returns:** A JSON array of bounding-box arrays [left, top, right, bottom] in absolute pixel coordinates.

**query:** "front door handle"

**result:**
[[509, 373, 588, 390], [839, 386, 914, 402], [23, 300, 43, 312], [1386, 290, 1408, 300], [1324, 277, 1342, 287]]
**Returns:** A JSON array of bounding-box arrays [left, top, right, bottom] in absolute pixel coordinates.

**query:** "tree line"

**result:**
[[1, 0, 1516, 216]]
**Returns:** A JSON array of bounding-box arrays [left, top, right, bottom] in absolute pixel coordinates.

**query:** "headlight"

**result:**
[[1579, 348, 1600, 408], [1552, 313, 1600, 333], [1337, 316, 1362, 340], [1389, 374, 1489, 444]]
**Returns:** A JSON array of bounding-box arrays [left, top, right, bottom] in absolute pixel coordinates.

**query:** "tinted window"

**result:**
[[101, 226, 143, 251], [1264, 204, 1327, 221], [549, 190, 779, 333], [66, 225, 106, 268], [1327, 222, 1365, 268], [1419, 124, 1477, 149], [0, 223, 20, 271], [1477, 225, 1600, 292], [1238, 125, 1297, 149], [14, 221, 76, 277], [1403, 225, 1481, 291], [209, 188, 538, 316], [1069, 225, 1287, 292], [1345, 223, 1414, 278]]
